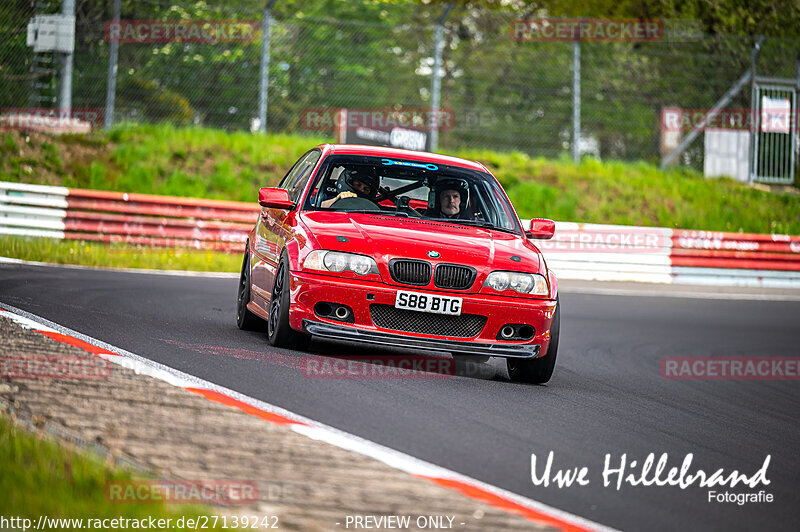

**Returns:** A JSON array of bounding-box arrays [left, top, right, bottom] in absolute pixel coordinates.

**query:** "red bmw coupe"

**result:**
[[236, 144, 560, 383]]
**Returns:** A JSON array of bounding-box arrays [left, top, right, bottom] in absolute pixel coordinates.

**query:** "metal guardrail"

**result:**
[[535, 221, 800, 287], [0, 181, 258, 252], [1, 181, 799, 286], [537, 222, 674, 283]]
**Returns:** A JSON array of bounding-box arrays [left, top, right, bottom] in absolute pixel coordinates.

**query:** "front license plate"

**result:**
[[395, 290, 462, 316]]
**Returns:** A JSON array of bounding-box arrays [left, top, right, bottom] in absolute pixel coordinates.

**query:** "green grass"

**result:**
[[0, 413, 223, 530], [1, 123, 798, 237], [86, 123, 328, 202], [0, 236, 241, 272], [0, 124, 329, 200]]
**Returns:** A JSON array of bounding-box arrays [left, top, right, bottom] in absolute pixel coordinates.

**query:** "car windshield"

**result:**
[[304, 154, 521, 233]]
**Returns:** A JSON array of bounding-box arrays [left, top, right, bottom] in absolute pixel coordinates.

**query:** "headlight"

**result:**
[[323, 252, 348, 272], [304, 250, 379, 276], [484, 271, 548, 295], [349, 255, 375, 275]]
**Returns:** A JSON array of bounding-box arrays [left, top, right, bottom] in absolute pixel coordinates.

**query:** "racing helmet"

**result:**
[[336, 167, 379, 200]]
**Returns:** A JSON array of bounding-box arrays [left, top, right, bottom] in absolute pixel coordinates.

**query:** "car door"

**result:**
[[252, 149, 321, 308]]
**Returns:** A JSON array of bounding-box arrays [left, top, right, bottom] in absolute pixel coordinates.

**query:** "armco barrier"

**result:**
[[536, 222, 674, 284], [1, 181, 799, 287], [533, 221, 800, 287], [0, 181, 258, 252], [669, 229, 800, 288]]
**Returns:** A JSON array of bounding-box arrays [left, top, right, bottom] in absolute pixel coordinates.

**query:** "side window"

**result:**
[[308, 164, 343, 208], [483, 182, 515, 229], [281, 150, 321, 204], [277, 157, 302, 189]]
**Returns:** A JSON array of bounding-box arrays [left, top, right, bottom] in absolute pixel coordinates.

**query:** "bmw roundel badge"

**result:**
[[427, 251, 440, 258]]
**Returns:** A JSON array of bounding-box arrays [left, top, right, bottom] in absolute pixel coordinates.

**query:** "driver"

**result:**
[[321, 168, 378, 208], [432, 178, 470, 219], [439, 189, 462, 218]]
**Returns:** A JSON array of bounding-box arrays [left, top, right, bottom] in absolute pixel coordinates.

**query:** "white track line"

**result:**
[[0, 301, 616, 532]]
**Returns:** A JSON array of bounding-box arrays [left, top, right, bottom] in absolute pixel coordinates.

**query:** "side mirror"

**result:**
[[526, 218, 555, 240], [258, 187, 294, 209]]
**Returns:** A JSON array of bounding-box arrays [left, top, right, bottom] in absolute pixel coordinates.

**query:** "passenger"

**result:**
[[321, 169, 378, 208]]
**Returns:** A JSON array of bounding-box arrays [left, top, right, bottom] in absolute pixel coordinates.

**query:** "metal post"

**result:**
[[59, 0, 75, 116], [258, 0, 278, 133], [795, 53, 800, 181], [748, 36, 764, 183], [430, 3, 453, 152], [572, 39, 580, 163], [104, 0, 121, 130], [793, 62, 799, 183], [796, 53, 800, 89]]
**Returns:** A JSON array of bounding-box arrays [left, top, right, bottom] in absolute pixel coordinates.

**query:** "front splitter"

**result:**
[[302, 319, 541, 359]]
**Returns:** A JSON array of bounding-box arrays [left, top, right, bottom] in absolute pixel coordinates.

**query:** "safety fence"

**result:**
[[4, 2, 800, 170], [1, 181, 799, 287]]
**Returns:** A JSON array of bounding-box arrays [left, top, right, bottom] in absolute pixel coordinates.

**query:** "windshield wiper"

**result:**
[[334, 209, 409, 217], [430, 218, 518, 234]]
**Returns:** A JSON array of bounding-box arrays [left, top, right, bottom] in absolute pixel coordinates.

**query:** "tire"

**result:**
[[236, 249, 262, 330], [506, 298, 560, 384], [267, 252, 311, 350]]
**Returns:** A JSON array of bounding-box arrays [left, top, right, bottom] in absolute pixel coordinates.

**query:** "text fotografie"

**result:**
[[531, 451, 771, 490]]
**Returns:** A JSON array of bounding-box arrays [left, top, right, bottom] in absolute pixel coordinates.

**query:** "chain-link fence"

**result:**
[[2, 1, 800, 172]]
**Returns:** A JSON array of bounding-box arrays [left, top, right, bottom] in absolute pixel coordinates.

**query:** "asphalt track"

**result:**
[[1, 262, 799, 531]]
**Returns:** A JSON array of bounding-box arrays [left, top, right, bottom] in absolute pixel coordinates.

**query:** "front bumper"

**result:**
[[287, 270, 556, 358], [303, 319, 541, 359]]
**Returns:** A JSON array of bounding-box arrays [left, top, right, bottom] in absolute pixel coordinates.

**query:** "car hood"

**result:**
[[300, 211, 543, 291]]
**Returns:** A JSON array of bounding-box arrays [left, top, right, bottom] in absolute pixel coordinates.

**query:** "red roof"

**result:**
[[316, 144, 489, 172]]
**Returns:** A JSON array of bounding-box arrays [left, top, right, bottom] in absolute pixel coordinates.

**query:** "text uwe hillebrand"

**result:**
[[531, 451, 771, 490]]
